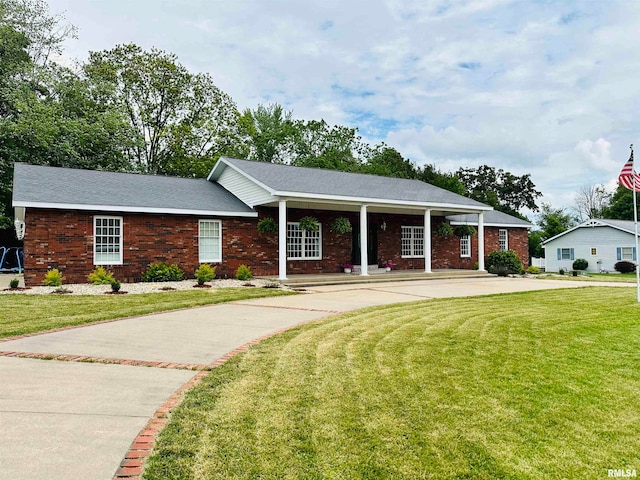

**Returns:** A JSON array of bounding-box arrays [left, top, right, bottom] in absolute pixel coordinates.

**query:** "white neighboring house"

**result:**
[[543, 219, 638, 273]]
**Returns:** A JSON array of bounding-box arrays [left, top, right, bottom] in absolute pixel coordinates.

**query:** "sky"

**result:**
[[44, 0, 640, 215]]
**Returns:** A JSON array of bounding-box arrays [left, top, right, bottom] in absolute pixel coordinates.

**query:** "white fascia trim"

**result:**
[[208, 158, 277, 194], [449, 221, 531, 228], [270, 191, 493, 212], [12, 201, 258, 217]]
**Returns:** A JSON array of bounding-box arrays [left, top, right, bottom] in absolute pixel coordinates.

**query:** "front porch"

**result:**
[[265, 268, 494, 288]]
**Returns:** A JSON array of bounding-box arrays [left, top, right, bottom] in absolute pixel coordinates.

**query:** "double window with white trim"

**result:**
[[287, 222, 322, 260], [94, 216, 123, 265], [401, 226, 424, 257]]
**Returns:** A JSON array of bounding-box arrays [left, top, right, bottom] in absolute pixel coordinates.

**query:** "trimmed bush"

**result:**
[[194, 264, 216, 285], [111, 281, 121, 292], [486, 250, 523, 276], [236, 264, 253, 281], [572, 258, 588, 271], [9, 278, 19, 289], [43, 269, 63, 286], [88, 266, 116, 285], [526, 265, 541, 274], [559, 268, 565, 275], [615, 261, 636, 274], [141, 262, 184, 282]]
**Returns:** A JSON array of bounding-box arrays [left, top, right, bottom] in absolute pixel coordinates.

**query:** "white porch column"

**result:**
[[424, 209, 432, 273], [360, 204, 369, 276], [478, 211, 486, 272], [278, 199, 287, 280]]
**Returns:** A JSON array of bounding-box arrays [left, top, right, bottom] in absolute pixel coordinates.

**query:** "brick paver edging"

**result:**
[[112, 325, 300, 480]]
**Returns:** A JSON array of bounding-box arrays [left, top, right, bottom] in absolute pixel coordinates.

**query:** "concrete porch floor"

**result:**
[[262, 269, 493, 287]]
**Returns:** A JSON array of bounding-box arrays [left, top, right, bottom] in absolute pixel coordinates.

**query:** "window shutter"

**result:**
[[557, 248, 561, 260], [634, 247, 637, 262], [617, 247, 622, 261], [570, 248, 575, 261]]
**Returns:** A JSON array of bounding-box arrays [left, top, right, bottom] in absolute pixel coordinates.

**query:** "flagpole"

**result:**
[[633, 144, 640, 303]]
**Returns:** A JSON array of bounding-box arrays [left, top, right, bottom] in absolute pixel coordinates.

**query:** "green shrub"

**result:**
[[526, 265, 541, 274], [43, 269, 63, 286], [194, 264, 216, 285], [257, 217, 278, 233], [615, 261, 636, 274], [88, 266, 116, 285], [559, 268, 565, 275], [141, 262, 184, 282], [9, 278, 19, 289], [572, 258, 588, 271], [235, 264, 253, 281], [486, 250, 523, 276], [111, 280, 121, 292]]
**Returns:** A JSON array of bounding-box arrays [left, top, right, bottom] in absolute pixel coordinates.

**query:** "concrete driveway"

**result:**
[[0, 276, 630, 479]]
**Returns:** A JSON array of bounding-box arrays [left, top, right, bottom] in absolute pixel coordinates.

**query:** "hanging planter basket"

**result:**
[[453, 224, 477, 237], [330, 216, 352, 234], [257, 217, 278, 234], [299, 216, 320, 232], [436, 222, 454, 237]]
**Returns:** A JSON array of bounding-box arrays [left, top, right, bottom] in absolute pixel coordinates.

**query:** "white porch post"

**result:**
[[360, 204, 369, 276], [278, 199, 287, 280], [478, 211, 485, 271], [424, 209, 432, 273]]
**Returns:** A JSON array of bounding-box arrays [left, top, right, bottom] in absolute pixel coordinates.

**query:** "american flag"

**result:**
[[618, 146, 640, 192]]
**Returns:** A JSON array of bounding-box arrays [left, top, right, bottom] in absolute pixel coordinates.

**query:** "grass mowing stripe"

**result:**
[[144, 287, 640, 479]]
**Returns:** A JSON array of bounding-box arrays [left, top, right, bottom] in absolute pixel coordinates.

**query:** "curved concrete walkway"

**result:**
[[0, 277, 631, 479]]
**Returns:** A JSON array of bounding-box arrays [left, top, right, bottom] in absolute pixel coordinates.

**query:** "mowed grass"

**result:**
[[0, 288, 294, 338], [539, 272, 637, 283], [144, 287, 640, 480]]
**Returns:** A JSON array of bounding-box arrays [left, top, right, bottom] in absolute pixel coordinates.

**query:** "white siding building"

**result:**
[[543, 219, 638, 273]]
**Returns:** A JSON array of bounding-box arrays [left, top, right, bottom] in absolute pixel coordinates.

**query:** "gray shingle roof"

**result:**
[[12, 163, 255, 215], [220, 157, 490, 209], [596, 219, 637, 233], [447, 210, 532, 228]]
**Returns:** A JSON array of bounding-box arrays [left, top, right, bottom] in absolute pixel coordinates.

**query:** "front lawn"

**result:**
[[144, 287, 640, 480], [0, 288, 294, 338], [539, 272, 636, 282]]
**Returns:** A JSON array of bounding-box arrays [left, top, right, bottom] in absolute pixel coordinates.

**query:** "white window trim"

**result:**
[[401, 225, 425, 258], [590, 247, 597, 256], [287, 222, 322, 261], [198, 219, 222, 263], [620, 247, 635, 261], [560, 248, 573, 260], [499, 229, 508, 251], [93, 215, 123, 265], [460, 235, 471, 258]]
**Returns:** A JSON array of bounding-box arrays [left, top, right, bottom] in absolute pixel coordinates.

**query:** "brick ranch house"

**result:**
[[12, 158, 531, 285]]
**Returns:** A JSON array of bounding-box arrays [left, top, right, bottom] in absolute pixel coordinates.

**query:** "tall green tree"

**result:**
[[290, 120, 364, 172], [456, 165, 541, 216], [84, 43, 240, 176], [601, 185, 639, 220], [362, 145, 417, 179], [537, 203, 575, 241], [237, 103, 297, 164], [418, 163, 466, 195]]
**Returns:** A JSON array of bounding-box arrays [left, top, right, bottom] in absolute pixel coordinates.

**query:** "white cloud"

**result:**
[[45, 0, 640, 210]]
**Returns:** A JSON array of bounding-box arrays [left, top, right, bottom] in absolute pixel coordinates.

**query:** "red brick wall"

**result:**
[[22, 208, 529, 285]]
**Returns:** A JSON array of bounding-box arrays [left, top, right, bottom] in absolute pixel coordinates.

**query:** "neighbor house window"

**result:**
[[199, 220, 222, 263], [591, 247, 597, 256], [617, 247, 637, 262], [401, 226, 424, 257], [557, 248, 574, 260], [94, 216, 123, 265], [287, 222, 322, 260], [499, 229, 508, 251], [460, 235, 471, 257]]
